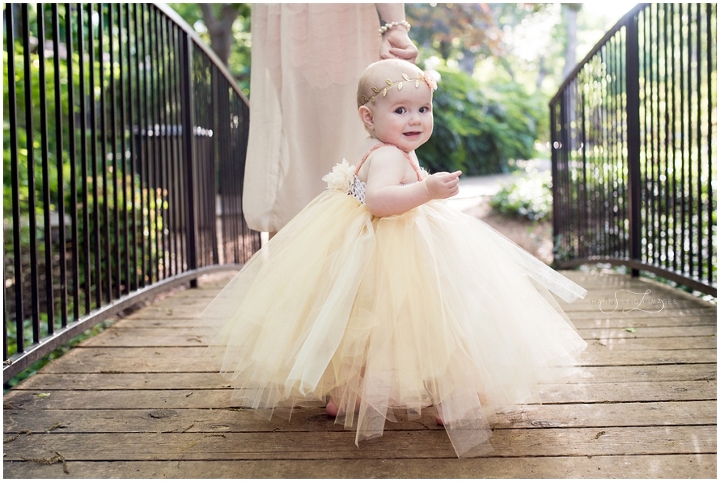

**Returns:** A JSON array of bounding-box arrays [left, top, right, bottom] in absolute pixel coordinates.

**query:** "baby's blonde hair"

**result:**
[[356, 59, 426, 108]]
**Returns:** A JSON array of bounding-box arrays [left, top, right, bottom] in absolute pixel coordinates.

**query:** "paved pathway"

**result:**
[[448, 159, 551, 212]]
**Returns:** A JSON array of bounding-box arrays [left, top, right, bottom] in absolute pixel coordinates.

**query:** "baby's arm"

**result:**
[[365, 147, 461, 217]]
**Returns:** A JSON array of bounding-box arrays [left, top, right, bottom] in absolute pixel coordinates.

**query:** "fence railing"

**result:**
[[550, 3, 716, 297], [3, 3, 262, 381]]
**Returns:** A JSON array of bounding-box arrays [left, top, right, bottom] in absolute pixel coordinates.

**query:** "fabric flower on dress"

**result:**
[[322, 159, 355, 193]]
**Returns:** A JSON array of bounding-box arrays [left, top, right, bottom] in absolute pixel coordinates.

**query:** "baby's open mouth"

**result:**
[[404, 132, 422, 137]]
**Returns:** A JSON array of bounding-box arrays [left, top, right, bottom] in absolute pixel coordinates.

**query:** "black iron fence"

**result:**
[[551, 3, 716, 296], [3, 3, 261, 381]]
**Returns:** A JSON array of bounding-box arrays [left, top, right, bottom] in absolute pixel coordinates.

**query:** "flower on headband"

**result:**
[[422, 70, 438, 91], [322, 159, 355, 192]]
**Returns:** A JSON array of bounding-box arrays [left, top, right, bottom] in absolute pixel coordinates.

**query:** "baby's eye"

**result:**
[[394, 107, 407, 114], [420, 106, 432, 113]]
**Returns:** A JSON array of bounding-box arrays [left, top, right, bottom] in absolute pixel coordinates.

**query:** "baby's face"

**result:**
[[369, 81, 434, 152]]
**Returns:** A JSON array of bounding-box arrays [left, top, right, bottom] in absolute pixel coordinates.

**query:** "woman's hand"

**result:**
[[425, 171, 462, 200], [375, 4, 418, 63], [379, 27, 419, 63]]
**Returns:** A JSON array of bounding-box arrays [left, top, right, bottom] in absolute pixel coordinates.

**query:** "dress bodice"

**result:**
[[350, 143, 424, 205], [350, 176, 368, 204]]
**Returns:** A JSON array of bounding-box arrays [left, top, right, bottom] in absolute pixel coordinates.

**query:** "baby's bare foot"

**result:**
[[325, 398, 339, 417], [326, 396, 363, 417]]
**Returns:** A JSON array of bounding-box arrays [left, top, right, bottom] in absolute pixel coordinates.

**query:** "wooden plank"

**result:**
[[204, 269, 648, 290], [196, 271, 239, 283], [559, 299, 713, 312], [113, 312, 718, 329], [562, 281, 708, 293], [80, 328, 717, 350], [579, 348, 716, 365], [2, 426, 716, 461], [587, 337, 716, 350], [144, 295, 711, 314], [117, 282, 717, 314], [494, 399, 717, 428], [571, 316, 717, 328], [82, 325, 717, 349], [123, 306, 210, 320], [34, 346, 717, 374], [558, 271, 714, 294], [11, 364, 717, 392], [4, 401, 715, 435], [86, 324, 717, 341], [114, 318, 209, 328], [570, 364, 716, 383], [80, 327, 212, 347], [12, 372, 231, 390], [0, 407, 424, 435], [3, 380, 715, 411], [4, 454, 716, 479], [565, 308, 717, 321], [577, 325, 716, 339], [538, 380, 716, 403]]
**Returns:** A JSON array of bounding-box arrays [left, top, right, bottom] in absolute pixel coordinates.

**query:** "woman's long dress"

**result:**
[[243, 4, 381, 232]]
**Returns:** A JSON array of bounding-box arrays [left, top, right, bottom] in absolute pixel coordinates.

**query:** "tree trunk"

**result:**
[[561, 4, 579, 80], [536, 55, 548, 91], [199, 4, 240, 66], [459, 48, 476, 75]]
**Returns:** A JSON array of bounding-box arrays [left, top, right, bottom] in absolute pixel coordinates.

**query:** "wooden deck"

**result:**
[[3, 269, 717, 478]]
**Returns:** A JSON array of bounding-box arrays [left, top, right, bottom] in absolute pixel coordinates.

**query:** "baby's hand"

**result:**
[[425, 171, 462, 200]]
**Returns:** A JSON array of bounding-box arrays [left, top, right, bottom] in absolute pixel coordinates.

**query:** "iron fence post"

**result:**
[[181, 34, 199, 288], [550, 104, 559, 249], [626, 12, 642, 277]]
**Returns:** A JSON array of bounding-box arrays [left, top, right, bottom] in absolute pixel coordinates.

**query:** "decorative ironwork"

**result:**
[[551, 3, 716, 296], [2, 3, 261, 381]]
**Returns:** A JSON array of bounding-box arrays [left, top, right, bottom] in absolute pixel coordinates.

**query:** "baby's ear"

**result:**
[[358, 106, 374, 131]]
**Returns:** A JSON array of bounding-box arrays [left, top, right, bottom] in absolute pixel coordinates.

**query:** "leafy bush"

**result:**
[[417, 63, 544, 175], [491, 169, 552, 221]]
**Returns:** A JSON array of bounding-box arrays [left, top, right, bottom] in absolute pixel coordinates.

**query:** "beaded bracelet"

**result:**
[[378, 20, 411, 36]]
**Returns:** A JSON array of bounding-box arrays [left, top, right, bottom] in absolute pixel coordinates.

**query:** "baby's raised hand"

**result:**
[[425, 171, 462, 200]]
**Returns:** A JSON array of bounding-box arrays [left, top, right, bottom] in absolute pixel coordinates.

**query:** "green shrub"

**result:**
[[491, 169, 552, 221], [417, 63, 543, 175]]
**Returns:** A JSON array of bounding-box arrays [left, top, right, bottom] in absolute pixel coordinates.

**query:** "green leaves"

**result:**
[[491, 170, 552, 222], [417, 63, 542, 175]]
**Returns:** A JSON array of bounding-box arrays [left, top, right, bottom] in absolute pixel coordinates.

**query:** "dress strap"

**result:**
[[354, 143, 424, 182]]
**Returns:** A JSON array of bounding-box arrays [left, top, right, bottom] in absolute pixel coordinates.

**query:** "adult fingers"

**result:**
[[388, 47, 418, 63]]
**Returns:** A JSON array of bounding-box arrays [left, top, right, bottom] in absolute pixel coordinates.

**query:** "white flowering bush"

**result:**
[[491, 170, 552, 222]]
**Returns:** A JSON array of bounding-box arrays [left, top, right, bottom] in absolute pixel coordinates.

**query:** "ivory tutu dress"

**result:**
[[203, 145, 588, 458]]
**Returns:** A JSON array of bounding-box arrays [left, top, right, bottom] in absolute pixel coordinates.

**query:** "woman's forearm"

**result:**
[[375, 4, 406, 23]]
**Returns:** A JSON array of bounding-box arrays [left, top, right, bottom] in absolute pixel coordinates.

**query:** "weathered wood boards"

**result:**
[[3, 270, 717, 478], [3, 455, 716, 479]]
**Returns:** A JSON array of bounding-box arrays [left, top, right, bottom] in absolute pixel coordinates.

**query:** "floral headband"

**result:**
[[361, 71, 438, 106]]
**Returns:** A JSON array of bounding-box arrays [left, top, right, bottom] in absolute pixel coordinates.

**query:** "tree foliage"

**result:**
[[168, 3, 251, 96], [406, 3, 501, 73], [164, 3, 628, 171], [417, 63, 542, 175]]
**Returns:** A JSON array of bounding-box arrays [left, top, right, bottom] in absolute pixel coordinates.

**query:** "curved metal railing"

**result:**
[[3, 3, 261, 381], [550, 3, 716, 297]]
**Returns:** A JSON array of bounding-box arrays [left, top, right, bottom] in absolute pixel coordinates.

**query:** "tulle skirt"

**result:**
[[201, 191, 588, 457]]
